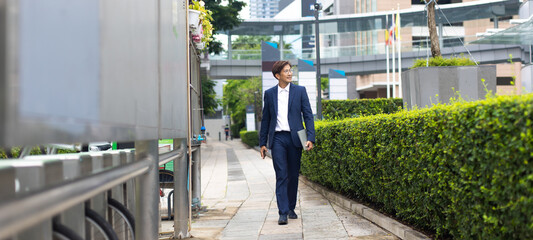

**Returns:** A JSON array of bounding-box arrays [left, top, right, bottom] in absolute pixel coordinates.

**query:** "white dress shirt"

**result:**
[[275, 83, 290, 131]]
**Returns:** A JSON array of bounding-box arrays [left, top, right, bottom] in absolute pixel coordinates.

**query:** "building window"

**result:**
[[497, 77, 514, 85]]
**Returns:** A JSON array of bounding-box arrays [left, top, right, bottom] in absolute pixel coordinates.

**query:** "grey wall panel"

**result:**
[[18, 0, 100, 122], [100, 0, 159, 135], [1, 0, 190, 147], [1, 0, 104, 146], [159, 0, 188, 139]]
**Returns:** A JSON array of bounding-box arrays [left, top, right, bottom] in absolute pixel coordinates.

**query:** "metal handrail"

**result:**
[[159, 148, 185, 166], [0, 156, 153, 239]]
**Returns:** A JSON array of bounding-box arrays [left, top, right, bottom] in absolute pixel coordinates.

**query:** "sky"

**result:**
[[239, 0, 250, 20]]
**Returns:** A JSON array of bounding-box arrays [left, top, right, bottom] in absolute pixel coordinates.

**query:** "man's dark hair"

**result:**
[[271, 61, 292, 80]]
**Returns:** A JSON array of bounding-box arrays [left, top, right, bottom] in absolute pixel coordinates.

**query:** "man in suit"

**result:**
[[260, 60, 315, 225]]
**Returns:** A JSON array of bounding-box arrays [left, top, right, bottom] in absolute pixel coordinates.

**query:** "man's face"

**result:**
[[276, 64, 293, 85]]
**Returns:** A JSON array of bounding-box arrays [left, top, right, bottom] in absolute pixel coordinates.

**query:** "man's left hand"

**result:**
[[305, 141, 314, 151]]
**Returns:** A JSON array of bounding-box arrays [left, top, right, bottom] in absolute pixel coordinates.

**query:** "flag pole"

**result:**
[[392, 12, 396, 98], [397, 4, 402, 98], [386, 14, 390, 99]]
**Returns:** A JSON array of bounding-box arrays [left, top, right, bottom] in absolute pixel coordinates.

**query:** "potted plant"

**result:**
[[189, 1, 213, 50], [401, 56, 496, 109], [188, 8, 201, 30]]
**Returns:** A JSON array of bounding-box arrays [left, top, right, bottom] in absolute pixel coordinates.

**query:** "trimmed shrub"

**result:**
[[240, 130, 259, 147], [322, 98, 403, 120], [230, 124, 242, 138], [411, 56, 476, 69], [302, 94, 533, 239]]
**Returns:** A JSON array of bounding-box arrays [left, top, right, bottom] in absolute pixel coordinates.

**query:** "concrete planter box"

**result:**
[[401, 66, 496, 109]]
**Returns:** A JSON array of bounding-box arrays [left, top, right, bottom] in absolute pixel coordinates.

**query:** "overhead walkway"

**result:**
[[207, 0, 531, 79], [226, 0, 521, 35], [209, 44, 530, 79]]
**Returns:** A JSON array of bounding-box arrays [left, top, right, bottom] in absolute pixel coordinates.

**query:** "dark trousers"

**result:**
[[271, 131, 302, 215]]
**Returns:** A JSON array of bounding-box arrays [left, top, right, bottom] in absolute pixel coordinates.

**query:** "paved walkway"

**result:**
[[162, 138, 398, 240]]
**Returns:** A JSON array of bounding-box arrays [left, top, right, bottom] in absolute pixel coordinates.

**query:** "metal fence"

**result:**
[[0, 0, 203, 239]]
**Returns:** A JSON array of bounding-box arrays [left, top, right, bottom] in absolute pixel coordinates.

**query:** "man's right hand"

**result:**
[[260, 146, 268, 159]]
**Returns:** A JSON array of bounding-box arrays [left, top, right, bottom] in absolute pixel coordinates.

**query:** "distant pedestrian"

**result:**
[[224, 125, 230, 141], [259, 60, 315, 225]]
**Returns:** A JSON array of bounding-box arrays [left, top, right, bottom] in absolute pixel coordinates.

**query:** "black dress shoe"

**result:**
[[278, 215, 288, 225], [288, 210, 298, 219]]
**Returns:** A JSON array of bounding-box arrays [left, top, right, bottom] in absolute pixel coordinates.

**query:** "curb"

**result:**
[[299, 176, 431, 240]]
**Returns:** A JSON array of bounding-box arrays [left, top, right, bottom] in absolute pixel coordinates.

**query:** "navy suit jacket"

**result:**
[[259, 83, 315, 149]]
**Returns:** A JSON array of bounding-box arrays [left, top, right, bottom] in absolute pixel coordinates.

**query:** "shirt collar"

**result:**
[[278, 83, 290, 93]]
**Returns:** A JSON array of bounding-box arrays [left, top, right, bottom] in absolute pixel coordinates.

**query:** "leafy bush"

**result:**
[[240, 130, 259, 147], [230, 124, 242, 138], [411, 56, 476, 69], [302, 94, 533, 239], [0, 146, 66, 159], [322, 98, 403, 120]]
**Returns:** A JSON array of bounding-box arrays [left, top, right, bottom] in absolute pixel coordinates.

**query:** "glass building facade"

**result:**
[[250, 0, 280, 18]]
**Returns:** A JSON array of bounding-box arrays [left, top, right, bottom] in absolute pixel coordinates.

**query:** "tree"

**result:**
[[427, 0, 441, 57], [232, 36, 273, 50], [201, 76, 220, 116], [321, 77, 329, 93], [222, 77, 262, 134], [232, 35, 292, 50], [231, 35, 293, 60], [203, 0, 247, 54]]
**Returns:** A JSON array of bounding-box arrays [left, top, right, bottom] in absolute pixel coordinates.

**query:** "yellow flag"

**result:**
[[395, 12, 400, 40]]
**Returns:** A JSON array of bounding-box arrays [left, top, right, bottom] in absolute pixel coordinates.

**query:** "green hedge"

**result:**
[[240, 130, 259, 147], [411, 56, 476, 69], [230, 124, 242, 138], [302, 94, 533, 239], [322, 98, 403, 120]]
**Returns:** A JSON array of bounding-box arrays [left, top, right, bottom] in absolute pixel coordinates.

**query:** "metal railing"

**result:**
[[0, 0, 202, 239], [0, 141, 189, 240], [210, 35, 480, 60]]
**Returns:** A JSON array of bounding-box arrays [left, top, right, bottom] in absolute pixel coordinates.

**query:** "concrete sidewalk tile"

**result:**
[[261, 222, 302, 235], [220, 235, 259, 240], [301, 175, 430, 240], [349, 236, 398, 240], [332, 203, 396, 239], [259, 233, 303, 240], [192, 140, 418, 239], [192, 219, 230, 228], [189, 227, 225, 239]]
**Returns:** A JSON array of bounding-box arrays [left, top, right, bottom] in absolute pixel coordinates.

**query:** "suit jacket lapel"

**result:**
[[288, 83, 295, 111], [273, 87, 278, 115]]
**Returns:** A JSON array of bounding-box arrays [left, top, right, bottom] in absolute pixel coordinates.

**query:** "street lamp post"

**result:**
[[314, 3, 323, 120], [253, 90, 259, 131]]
